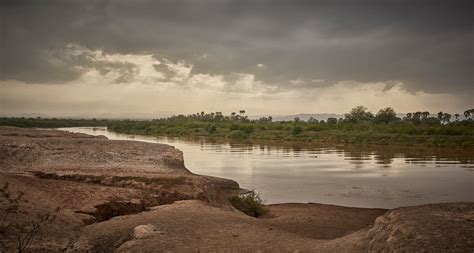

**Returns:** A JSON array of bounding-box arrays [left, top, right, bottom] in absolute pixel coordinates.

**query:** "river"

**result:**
[[59, 127, 474, 209]]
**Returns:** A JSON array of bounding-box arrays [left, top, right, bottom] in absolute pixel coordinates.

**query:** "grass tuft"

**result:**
[[229, 190, 267, 218]]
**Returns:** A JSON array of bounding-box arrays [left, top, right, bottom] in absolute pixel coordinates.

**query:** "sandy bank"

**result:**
[[0, 127, 472, 252]]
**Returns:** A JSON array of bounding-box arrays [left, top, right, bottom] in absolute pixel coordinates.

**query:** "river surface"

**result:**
[[60, 127, 474, 209]]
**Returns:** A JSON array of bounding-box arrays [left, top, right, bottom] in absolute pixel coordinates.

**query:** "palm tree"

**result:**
[[464, 109, 474, 119], [464, 110, 470, 119], [421, 111, 430, 119]]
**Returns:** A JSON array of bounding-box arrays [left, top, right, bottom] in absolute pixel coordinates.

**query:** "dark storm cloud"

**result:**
[[1, 0, 472, 94]]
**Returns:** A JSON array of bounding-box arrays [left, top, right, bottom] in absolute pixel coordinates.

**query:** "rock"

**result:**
[[367, 202, 474, 252], [133, 224, 163, 239]]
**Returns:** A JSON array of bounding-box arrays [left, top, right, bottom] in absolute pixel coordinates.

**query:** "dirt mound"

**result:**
[[368, 202, 474, 252]]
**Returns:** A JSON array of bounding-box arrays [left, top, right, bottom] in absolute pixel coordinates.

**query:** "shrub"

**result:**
[[292, 126, 303, 135], [229, 124, 240, 131], [207, 124, 217, 133], [228, 130, 248, 139], [306, 124, 325, 131], [0, 183, 57, 252], [240, 125, 254, 134], [229, 191, 267, 218]]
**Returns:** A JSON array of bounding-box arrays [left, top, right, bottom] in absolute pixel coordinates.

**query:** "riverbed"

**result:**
[[60, 127, 474, 208]]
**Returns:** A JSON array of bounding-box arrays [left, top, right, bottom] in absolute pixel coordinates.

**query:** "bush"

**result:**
[[207, 124, 217, 133], [227, 130, 248, 139], [292, 126, 303, 135], [229, 191, 267, 218], [0, 183, 57, 252], [229, 124, 240, 131], [240, 125, 255, 134]]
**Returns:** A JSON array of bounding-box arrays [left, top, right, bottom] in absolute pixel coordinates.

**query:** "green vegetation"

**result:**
[[106, 107, 474, 148], [2, 107, 473, 147], [0, 117, 111, 128], [229, 191, 267, 218]]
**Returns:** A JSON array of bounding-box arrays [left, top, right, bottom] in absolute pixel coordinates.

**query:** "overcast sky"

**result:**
[[0, 0, 472, 118]]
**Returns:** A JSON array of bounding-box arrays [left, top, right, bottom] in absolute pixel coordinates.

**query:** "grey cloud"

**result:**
[[0, 0, 472, 95]]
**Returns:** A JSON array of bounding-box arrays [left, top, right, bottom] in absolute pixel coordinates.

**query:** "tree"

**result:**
[[257, 117, 271, 123], [239, 110, 246, 116], [464, 110, 471, 119], [344, 106, 374, 123], [454, 114, 460, 120], [294, 117, 300, 123], [326, 117, 338, 124], [437, 112, 444, 121], [464, 109, 474, 119], [413, 112, 422, 121], [421, 111, 430, 119], [308, 117, 318, 123], [214, 112, 224, 121], [374, 107, 398, 123], [443, 113, 451, 123]]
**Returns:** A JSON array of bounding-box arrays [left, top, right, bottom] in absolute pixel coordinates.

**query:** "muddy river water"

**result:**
[[60, 127, 473, 208]]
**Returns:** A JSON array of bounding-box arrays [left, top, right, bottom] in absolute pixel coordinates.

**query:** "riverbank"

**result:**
[[0, 127, 473, 252], [107, 119, 474, 148], [1, 116, 474, 148]]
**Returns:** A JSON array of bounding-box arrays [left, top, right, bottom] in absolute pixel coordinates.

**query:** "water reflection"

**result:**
[[60, 127, 474, 209], [192, 140, 472, 168]]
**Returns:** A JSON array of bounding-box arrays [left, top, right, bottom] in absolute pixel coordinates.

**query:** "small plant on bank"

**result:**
[[0, 183, 57, 252], [229, 190, 267, 218]]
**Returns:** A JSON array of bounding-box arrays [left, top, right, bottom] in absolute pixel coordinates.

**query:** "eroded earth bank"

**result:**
[[0, 127, 473, 252]]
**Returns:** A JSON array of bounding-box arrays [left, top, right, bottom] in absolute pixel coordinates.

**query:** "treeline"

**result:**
[[1, 107, 473, 147], [107, 106, 474, 147], [0, 117, 111, 128]]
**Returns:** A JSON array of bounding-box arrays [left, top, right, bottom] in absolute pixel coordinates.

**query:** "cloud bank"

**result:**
[[0, 0, 472, 117]]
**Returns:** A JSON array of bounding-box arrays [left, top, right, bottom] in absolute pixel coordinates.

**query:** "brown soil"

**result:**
[[0, 127, 472, 252]]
